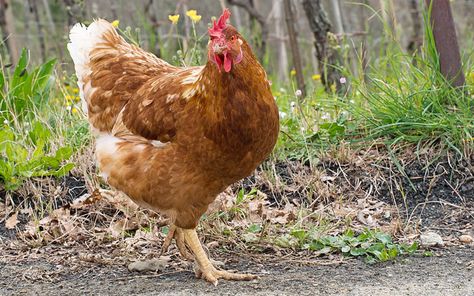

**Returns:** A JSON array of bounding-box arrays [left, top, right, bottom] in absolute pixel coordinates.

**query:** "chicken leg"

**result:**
[[182, 228, 257, 285], [160, 224, 193, 260]]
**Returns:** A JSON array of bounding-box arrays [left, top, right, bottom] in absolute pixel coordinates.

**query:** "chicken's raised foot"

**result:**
[[160, 225, 193, 260], [183, 228, 257, 285]]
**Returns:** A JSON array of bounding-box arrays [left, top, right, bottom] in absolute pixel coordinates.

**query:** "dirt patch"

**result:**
[[1, 147, 473, 295], [240, 148, 474, 234], [1, 246, 472, 295]]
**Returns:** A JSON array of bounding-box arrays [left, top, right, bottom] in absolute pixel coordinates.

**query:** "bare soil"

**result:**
[[1, 150, 473, 295], [0, 247, 473, 295]]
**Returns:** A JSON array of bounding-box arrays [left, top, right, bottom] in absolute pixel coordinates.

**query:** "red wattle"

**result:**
[[214, 54, 223, 72], [223, 52, 232, 72]]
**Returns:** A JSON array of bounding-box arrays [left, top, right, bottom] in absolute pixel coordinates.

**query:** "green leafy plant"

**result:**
[[277, 228, 418, 263], [0, 48, 56, 122], [0, 122, 74, 191], [0, 48, 76, 192]]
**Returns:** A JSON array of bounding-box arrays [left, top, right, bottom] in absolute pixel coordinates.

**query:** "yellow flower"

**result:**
[[186, 10, 197, 17], [72, 88, 79, 94], [312, 74, 321, 81], [111, 20, 119, 28], [290, 69, 296, 76], [168, 14, 180, 25], [72, 107, 78, 114], [330, 83, 336, 93], [469, 72, 474, 81], [190, 15, 201, 23], [186, 10, 201, 23]]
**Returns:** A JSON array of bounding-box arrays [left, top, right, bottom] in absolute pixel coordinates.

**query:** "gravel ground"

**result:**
[[1, 247, 473, 296]]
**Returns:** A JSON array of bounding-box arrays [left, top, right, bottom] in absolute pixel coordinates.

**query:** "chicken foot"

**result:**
[[160, 224, 193, 260], [182, 228, 257, 285]]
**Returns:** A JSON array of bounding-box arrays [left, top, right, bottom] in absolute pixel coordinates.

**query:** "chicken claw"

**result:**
[[183, 228, 257, 285], [160, 224, 193, 260], [195, 265, 257, 286]]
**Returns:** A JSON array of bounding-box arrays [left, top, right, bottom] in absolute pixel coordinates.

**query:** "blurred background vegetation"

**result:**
[[0, 0, 473, 192], [0, 0, 473, 81]]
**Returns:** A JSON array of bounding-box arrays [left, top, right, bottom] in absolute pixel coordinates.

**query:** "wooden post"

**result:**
[[283, 0, 306, 99], [425, 0, 465, 87]]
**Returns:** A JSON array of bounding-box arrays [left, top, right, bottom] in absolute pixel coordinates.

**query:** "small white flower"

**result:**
[[295, 89, 302, 97], [3, 119, 8, 125], [290, 101, 296, 113], [340, 77, 347, 84], [321, 112, 331, 120], [66, 105, 72, 111], [349, 99, 355, 104], [279, 88, 286, 93], [279, 111, 287, 119]]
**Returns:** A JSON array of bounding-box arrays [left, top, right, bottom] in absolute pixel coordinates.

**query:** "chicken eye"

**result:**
[[230, 35, 236, 42]]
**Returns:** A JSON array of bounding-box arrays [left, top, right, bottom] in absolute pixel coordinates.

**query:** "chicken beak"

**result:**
[[213, 43, 226, 55]]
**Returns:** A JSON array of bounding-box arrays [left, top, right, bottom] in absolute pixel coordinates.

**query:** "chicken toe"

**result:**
[[182, 228, 257, 285]]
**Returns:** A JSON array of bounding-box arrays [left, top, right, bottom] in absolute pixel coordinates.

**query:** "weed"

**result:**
[[0, 123, 74, 191], [0, 48, 56, 122], [0, 49, 80, 192], [277, 228, 418, 263]]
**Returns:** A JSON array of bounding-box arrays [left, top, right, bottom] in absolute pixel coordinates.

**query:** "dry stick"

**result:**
[[283, 0, 306, 100]]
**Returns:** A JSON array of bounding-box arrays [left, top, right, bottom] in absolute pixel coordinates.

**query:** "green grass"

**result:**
[[349, 51, 473, 158], [271, 10, 474, 163], [0, 48, 88, 192]]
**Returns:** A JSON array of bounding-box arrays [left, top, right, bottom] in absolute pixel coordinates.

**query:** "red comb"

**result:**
[[208, 8, 231, 37]]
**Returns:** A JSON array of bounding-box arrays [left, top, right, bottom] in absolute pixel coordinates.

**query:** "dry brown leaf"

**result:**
[[71, 189, 103, 209], [5, 212, 19, 229], [109, 216, 144, 238], [268, 203, 297, 225]]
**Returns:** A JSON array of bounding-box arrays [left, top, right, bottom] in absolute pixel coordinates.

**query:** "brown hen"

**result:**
[[68, 9, 279, 284]]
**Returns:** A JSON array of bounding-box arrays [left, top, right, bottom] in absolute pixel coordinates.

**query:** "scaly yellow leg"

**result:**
[[160, 224, 193, 260], [182, 228, 257, 285]]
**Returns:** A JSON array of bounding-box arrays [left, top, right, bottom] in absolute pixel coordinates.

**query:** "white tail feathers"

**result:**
[[67, 19, 114, 114]]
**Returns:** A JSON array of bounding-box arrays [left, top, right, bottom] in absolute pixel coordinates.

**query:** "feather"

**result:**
[[67, 20, 115, 114]]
